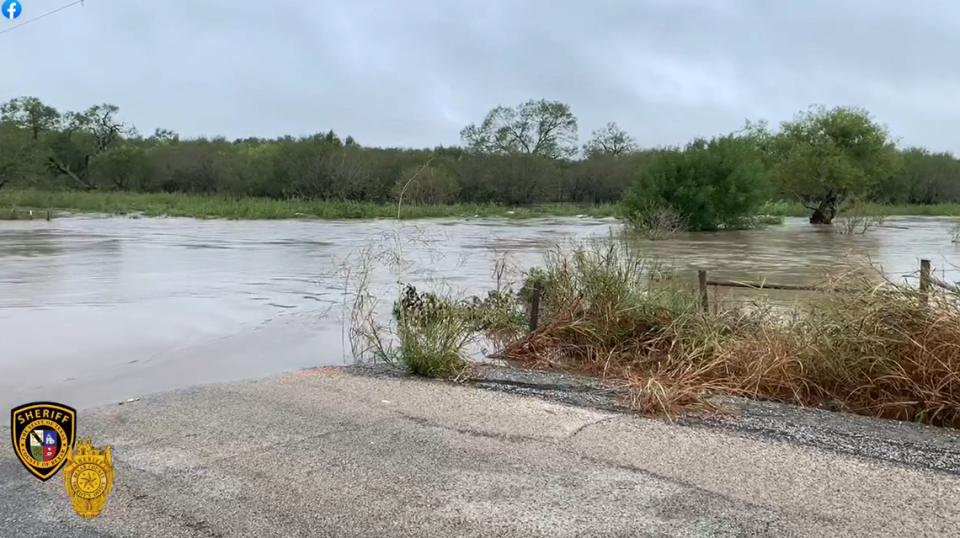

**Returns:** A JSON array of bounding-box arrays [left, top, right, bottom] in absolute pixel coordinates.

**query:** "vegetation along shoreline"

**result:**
[[3, 96, 960, 225], [3, 191, 960, 221]]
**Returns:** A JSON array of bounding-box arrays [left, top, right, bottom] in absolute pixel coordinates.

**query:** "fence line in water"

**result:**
[[522, 259, 957, 329], [697, 258, 957, 313]]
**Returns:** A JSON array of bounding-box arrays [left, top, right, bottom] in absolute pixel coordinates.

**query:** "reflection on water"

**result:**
[[1, 214, 958, 417]]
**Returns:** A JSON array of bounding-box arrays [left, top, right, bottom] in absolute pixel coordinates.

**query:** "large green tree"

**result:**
[[460, 99, 579, 159], [766, 105, 902, 224], [583, 122, 637, 158]]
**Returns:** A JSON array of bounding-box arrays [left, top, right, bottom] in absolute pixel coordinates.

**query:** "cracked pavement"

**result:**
[[2, 367, 959, 537]]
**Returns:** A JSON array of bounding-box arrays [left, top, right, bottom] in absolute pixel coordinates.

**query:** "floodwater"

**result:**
[[1, 215, 958, 419]]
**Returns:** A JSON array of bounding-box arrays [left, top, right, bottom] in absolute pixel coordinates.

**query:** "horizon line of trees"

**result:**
[[2, 96, 960, 220]]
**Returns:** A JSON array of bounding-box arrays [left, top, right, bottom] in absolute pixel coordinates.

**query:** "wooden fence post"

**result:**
[[698, 270, 709, 313], [529, 285, 542, 331], [920, 259, 931, 302]]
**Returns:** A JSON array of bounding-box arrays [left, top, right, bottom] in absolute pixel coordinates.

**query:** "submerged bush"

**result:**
[[621, 202, 686, 240], [623, 135, 770, 231]]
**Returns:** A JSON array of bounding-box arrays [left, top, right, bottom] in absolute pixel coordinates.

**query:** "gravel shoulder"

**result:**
[[464, 363, 960, 474]]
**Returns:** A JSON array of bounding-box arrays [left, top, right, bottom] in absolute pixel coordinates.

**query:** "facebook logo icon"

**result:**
[[2, 0, 22, 20]]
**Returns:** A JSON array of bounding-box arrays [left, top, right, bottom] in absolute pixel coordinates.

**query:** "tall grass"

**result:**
[[0, 189, 621, 220], [477, 236, 960, 427]]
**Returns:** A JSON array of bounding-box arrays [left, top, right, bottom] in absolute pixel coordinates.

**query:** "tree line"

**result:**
[[1, 96, 959, 220]]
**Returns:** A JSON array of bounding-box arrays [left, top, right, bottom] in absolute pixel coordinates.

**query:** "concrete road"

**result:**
[[2, 367, 959, 538]]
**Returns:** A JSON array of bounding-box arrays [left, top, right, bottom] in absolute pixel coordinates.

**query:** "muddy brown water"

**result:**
[[1, 215, 958, 420]]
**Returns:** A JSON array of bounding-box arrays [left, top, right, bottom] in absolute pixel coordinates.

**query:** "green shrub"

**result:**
[[623, 135, 770, 231]]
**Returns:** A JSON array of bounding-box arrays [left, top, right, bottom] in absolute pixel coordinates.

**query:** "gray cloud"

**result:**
[[2, 0, 958, 151]]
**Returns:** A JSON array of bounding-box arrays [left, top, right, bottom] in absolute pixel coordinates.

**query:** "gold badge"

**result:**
[[63, 438, 115, 518], [10, 402, 77, 481]]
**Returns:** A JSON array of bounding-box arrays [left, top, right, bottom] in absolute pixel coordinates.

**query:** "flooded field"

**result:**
[[1, 215, 958, 417]]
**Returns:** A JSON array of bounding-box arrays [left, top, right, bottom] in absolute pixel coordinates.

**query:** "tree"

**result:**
[[0, 97, 59, 192], [583, 122, 637, 158], [0, 96, 60, 141], [89, 145, 150, 190], [767, 105, 902, 224], [0, 122, 39, 192], [149, 128, 180, 144], [567, 152, 647, 204], [460, 99, 578, 159], [623, 134, 770, 231], [11, 95, 959, 214], [392, 164, 460, 205], [1, 97, 135, 191], [885, 148, 960, 205], [51, 104, 136, 189]]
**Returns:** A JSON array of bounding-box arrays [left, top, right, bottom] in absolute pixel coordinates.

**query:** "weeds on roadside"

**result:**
[[485, 235, 960, 427], [379, 283, 527, 377], [388, 285, 474, 377], [340, 219, 529, 380]]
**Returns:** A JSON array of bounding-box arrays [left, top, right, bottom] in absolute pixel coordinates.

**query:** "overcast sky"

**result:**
[[2, 0, 959, 152]]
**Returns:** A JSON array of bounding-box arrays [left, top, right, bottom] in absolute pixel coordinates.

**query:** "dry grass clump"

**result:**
[[624, 203, 687, 240], [493, 237, 960, 427]]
